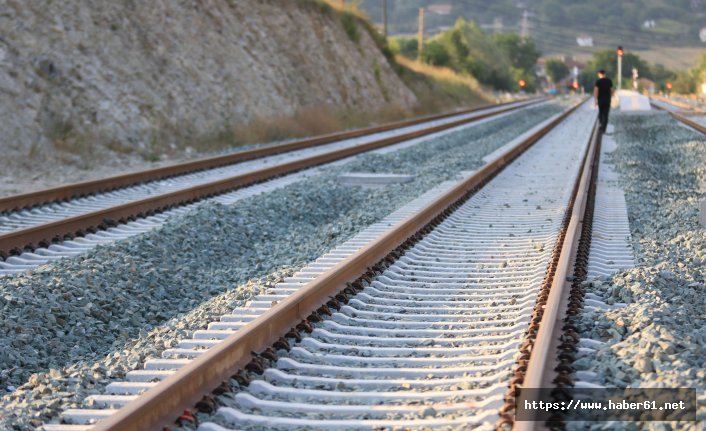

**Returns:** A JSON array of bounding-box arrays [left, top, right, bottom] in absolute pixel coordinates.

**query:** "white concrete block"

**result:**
[[618, 90, 651, 111], [337, 172, 415, 186]]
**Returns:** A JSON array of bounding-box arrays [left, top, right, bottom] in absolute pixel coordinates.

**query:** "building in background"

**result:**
[[637, 78, 656, 94], [427, 4, 451, 15], [576, 35, 593, 47]]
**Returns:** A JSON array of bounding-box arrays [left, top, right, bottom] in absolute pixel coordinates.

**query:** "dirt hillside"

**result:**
[[0, 0, 417, 193]]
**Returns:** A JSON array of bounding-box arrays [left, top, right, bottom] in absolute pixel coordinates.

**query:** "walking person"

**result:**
[[594, 70, 613, 133]]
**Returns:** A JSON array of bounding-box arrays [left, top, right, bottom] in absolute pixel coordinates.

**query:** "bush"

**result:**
[[545, 58, 570, 83], [359, 18, 394, 62], [437, 19, 514, 91], [302, 0, 333, 15], [421, 41, 450, 67], [391, 37, 418, 60], [673, 70, 696, 94], [341, 13, 360, 44]]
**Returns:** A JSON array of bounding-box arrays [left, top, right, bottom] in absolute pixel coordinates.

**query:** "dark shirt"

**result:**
[[595, 77, 613, 106]]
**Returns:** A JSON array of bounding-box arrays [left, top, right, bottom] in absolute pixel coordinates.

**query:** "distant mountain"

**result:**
[[358, 0, 705, 57]]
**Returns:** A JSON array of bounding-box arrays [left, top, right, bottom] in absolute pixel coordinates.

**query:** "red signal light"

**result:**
[[616, 46, 624, 56], [666, 82, 672, 90], [518, 79, 526, 88]]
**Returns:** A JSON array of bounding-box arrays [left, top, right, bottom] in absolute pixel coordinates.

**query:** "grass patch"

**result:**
[[106, 139, 135, 155], [394, 55, 482, 93], [231, 106, 344, 145], [304, 0, 393, 62], [394, 55, 492, 111], [46, 119, 98, 163], [230, 103, 416, 146], [301, 0, 334, 15], [27, 142, 41, 160], [372, 61, 390, 102], [228, 80, 489, 148], [316, 0, 367, 19]]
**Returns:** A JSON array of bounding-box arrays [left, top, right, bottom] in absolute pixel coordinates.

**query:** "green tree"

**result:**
[[490, 33, 540, 91], [437, 18, 514, 90], [390, 37, 418, 60], [666, 54, 706, 94], [578, 49, 656, 91], [394, 17, 543, 92], [545, 58, 570, 83], [492, 33, 540, 72], [421, 41, 451, 66], [650, 63, 676, 90], [672, 70, 696, 94], [693, 54, 706, 90]]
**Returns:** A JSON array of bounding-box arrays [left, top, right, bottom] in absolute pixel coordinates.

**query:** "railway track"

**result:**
[[551, 132, 634, 399], [0, 98, 544, 260], [650, 95, 706, 135], [41, 98, 605, 431], [0, 98, 541, 214]]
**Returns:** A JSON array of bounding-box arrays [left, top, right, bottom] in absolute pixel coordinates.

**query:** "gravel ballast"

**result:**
[[572, 111, 706, 427], [0, 101, 565, 429]]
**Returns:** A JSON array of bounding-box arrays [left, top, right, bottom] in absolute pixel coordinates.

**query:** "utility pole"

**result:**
[[382, 0, 388, 37], [417, 7, 425, 61], [520, 10, 530, 39], [616, 46, 624, 90]]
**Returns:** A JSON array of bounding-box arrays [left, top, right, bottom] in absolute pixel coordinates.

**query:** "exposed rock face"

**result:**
[[0, 0, 416, 158]]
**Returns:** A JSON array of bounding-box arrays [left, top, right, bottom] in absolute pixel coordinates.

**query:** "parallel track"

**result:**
[[42, 99, 603, 431], [650, 95, 706, 135], [0, 99, 544, 258], [0, 99, 541, 214]]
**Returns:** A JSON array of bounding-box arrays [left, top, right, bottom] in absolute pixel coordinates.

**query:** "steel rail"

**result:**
[[0, 98, 544, 213], [654, 106, 706, 135], [512, 120, 602, 431], [650, 94, 705, 114], [650, 97, 706, 135], [668, 112, 706, 135], [0, 99, 544, 258], [89, 99, 587, 431]]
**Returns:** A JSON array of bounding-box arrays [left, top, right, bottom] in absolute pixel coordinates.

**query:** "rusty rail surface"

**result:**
[[512, 120, 601, 431], [90, 99, 586, 431], [0, 98, 544, 213], [0, 98, 545, 258]]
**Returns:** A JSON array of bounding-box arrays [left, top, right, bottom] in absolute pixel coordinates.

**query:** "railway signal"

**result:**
[[632, 67, 638, 90], [518, 79, 526, 89], [616, 46, 624, 90], [666, 82, 673, 93]]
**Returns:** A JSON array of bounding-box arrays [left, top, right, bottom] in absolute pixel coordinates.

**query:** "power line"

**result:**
[[382, 0, 698, 43]]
